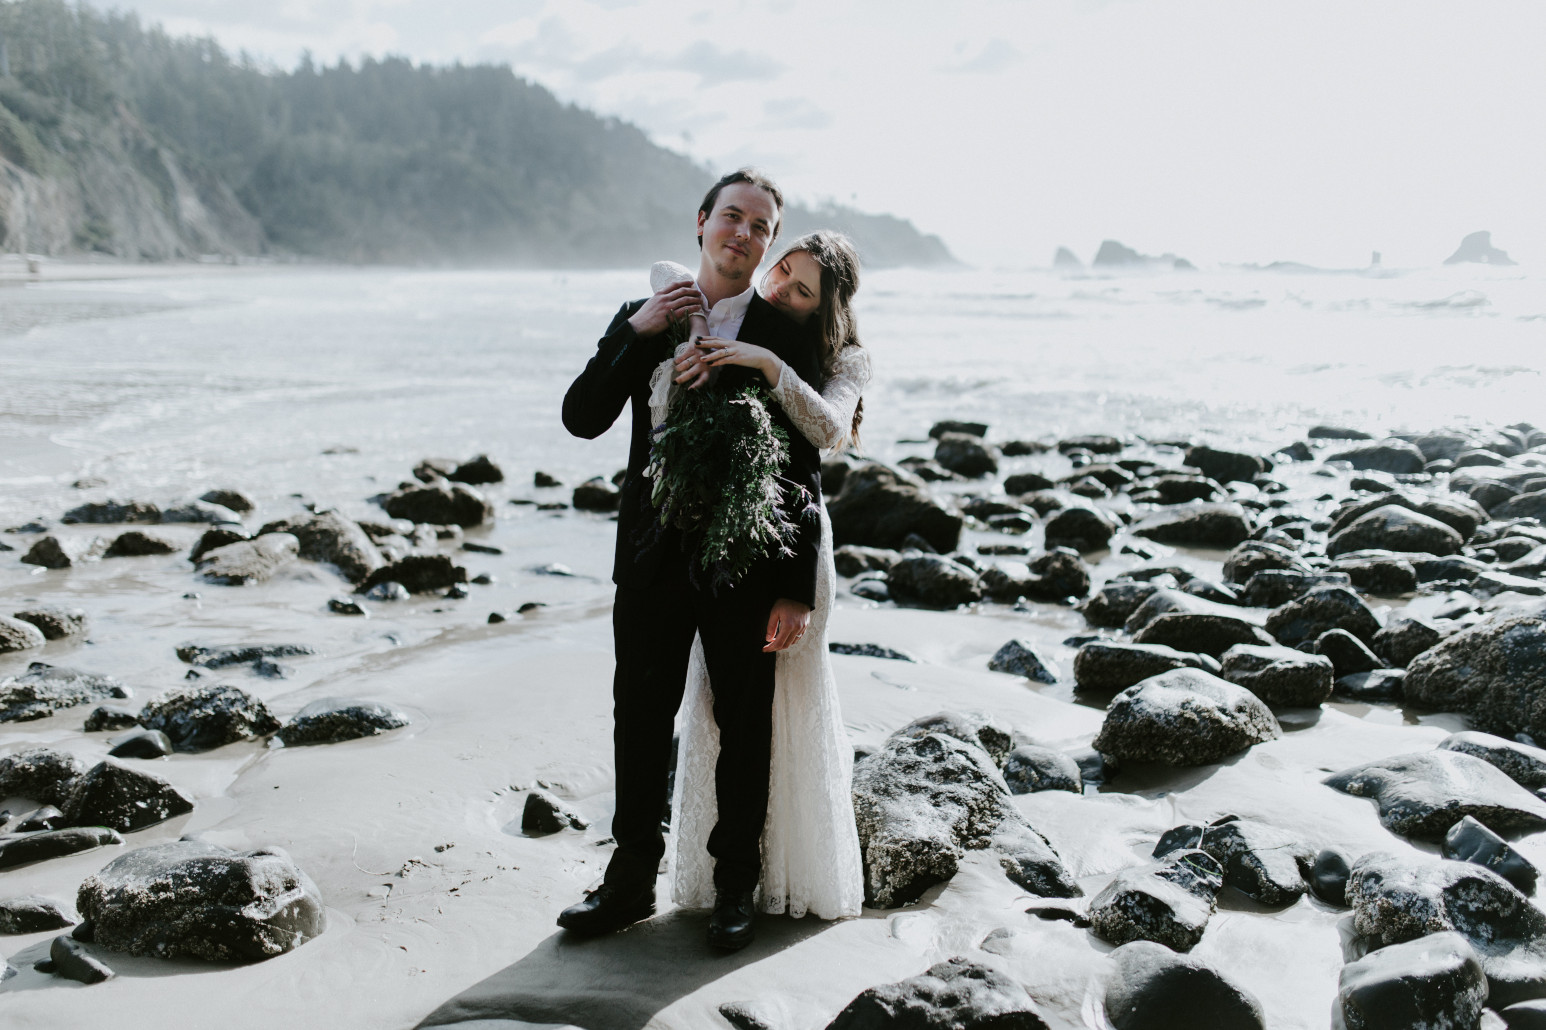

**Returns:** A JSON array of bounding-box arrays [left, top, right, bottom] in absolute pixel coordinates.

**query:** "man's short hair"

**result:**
[[697, 168, 784, 249]]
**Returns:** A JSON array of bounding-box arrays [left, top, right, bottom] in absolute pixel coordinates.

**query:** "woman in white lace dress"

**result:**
[[649, 231, 870, 920]]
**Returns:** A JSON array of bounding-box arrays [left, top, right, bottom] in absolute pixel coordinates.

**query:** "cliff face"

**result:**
[[0, 102, 264, 259]]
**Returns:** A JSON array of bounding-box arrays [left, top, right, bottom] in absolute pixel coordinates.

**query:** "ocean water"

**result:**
[[1, 262, 1543, 530]]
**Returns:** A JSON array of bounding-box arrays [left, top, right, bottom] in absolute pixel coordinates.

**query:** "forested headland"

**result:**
[[0, 0, 954, 267]]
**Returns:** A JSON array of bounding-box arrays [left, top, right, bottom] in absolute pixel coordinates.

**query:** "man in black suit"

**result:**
[[559, 169, 822, 951]]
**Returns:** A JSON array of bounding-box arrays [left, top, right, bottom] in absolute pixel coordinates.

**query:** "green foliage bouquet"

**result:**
[[644, 379, 801, 590]]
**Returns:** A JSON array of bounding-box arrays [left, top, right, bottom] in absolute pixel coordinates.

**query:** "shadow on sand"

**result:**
[[415, 908, 834, 1029]]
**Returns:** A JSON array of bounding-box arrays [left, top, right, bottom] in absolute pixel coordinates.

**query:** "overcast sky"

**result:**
[[119, 0, 1545, 270]]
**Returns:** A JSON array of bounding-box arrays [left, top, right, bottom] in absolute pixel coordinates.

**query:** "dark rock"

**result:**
[[1496, 491, 1546, 523], [933, 432, 1000, 478], [200, 489, 255, 513], [1221, 540, 1308, 585], [1092, 668, 1280, 765], [1338, 931, 1487, 1030], [1474, 482, 1521, 513], [521, 789, 588, 835], [257, 511, 384, 584], [719, 1000, 776, 1030], [825, 955, 1050, 1030], [1276, 440, 1315, 461], [1180, 576, 1239, 605], [1404, 614, 1546, 738], [1326, 439, 1427, 475], [107, 730, 173, 760], [1003, 472, 1054, 495], [383, 480, 494, 527], [1329, 506, 1464, 558], [821, 459, 851, 496], [42, 935, 114, 984], [1329, 492, 1485, 541], [1314, 629, 1386, 677], [929, 420, 988, 439], [1379, 609, 1447, 665], [1131, 473, 1222, 505], [829, 463, 964, 553], [1310, 848, 1353, 906], [0, 663, 130, 723], [1410, 432, 1478, 463], [1184, 445, 1265, 485], [76, 839, 325, 961], [62, 760, 193, 832], [159, 500, 242, 524], [460, 541, 502, 555], [1444, 815, 1539, 894], [448, 454, 503, 485], [1239, 570, 1352, 607], [1501, 999, 1546, 1027], [1439, 733, 1546, 791], [11, 605, 89, 640], [139, 683, 280, 751], [0, 615, 47, 655], [1059, 434, 1122, 454], [1131, 502, 1253, 548], [0, 895, 76, 933], [83, 704, 141, 733], [1330, 557, 1419, 594], [829, 642, 915, 661], [0, 747, 86, 807], [1219, 643, 1335, 706], [1132, 612, 1277, 658], [1027, 548, 1091, 599], [276, 698, 409, 746], [987, 640, 1058, 683], [189, 526, 249, 562], [850, 580, 891, 602], [1079, 581, 1161, 628], [176, 643, 316, 669], [1326, 750, 1546, 840], [1103, 940, 1266, 1030], [16, 805, 67, 830], [19, 534, 107, 568], [413, 458, 459, 482], [1073, 642, 1219, 693], [887, 555, 982, 609], [571, 476, 621, 512], [327, 597, 368, 616], [1002, 746, 1081, 794], [1336, 669, 1407, 701], [1266, 586, 1381, 646], [1346, 851, 1546, 1007], [1088, 849, 1223, 951], [366, 581, 409, 601], [890, 711, 1015, 766], [1197, 819, 1314, 905], [851, 733, 1077, 907], [103, 530, 180, 558], [1123, 588, 1253, 634], [833, 544, 901, 577], [1041, 505, 1117, 553], [61, 500, 160, 524], [196, 533, 299, 585], [356, 554, 467, 595], [1309, 425, 1374, 440], [0, 827, 123, 870], [1017, 491, 1064, 517]]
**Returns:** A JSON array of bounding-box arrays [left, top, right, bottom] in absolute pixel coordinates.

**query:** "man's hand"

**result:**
[[763, 598, 812, 652], [628, 281, 704, 338], [677, 337, 782, 390]]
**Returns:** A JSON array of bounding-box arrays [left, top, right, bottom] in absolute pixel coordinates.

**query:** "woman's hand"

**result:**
[[677, 337, 783, 389], [628, 281, 704, 338], [763, 598, 812, 652]]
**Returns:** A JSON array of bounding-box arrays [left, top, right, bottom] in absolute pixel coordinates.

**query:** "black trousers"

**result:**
[[605, 552, 777, 895]]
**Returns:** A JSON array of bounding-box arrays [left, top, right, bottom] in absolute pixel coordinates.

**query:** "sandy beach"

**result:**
[[4, 263, 1546, 1028]]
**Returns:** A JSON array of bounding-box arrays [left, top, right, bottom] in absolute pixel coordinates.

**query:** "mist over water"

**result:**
[[1, 263, 1542, 528]]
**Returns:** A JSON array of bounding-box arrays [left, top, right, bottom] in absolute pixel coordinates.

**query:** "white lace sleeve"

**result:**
[[650, 260, 695, 292], [770, 346, 871, 452]]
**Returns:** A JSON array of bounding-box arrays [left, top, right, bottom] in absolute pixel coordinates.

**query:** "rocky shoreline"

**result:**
[[4, 419, 1546, 1027]]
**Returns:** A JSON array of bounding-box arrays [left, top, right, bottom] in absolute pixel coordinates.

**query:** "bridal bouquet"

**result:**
[[644, 379, 801, 590]]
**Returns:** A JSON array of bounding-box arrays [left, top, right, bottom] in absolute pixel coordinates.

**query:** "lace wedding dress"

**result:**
[[645, 278, 870, 919]]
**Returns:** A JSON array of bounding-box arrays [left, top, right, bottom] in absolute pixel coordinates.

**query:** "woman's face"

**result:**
[[762, 250, 823, 323]]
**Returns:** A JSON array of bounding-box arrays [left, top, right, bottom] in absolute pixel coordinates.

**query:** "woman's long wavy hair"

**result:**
[[766, 230, 865, 449]]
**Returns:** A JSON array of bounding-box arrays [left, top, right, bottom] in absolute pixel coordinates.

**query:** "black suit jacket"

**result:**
[[562, 291, 822, 609]]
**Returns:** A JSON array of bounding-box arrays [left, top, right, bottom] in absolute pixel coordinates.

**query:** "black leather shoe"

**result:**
[[556, 882, 655, 936], [706, 889, 756, 952]]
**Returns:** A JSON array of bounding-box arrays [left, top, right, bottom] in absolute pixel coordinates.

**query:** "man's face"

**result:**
[[697, 183, 778, 283]]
